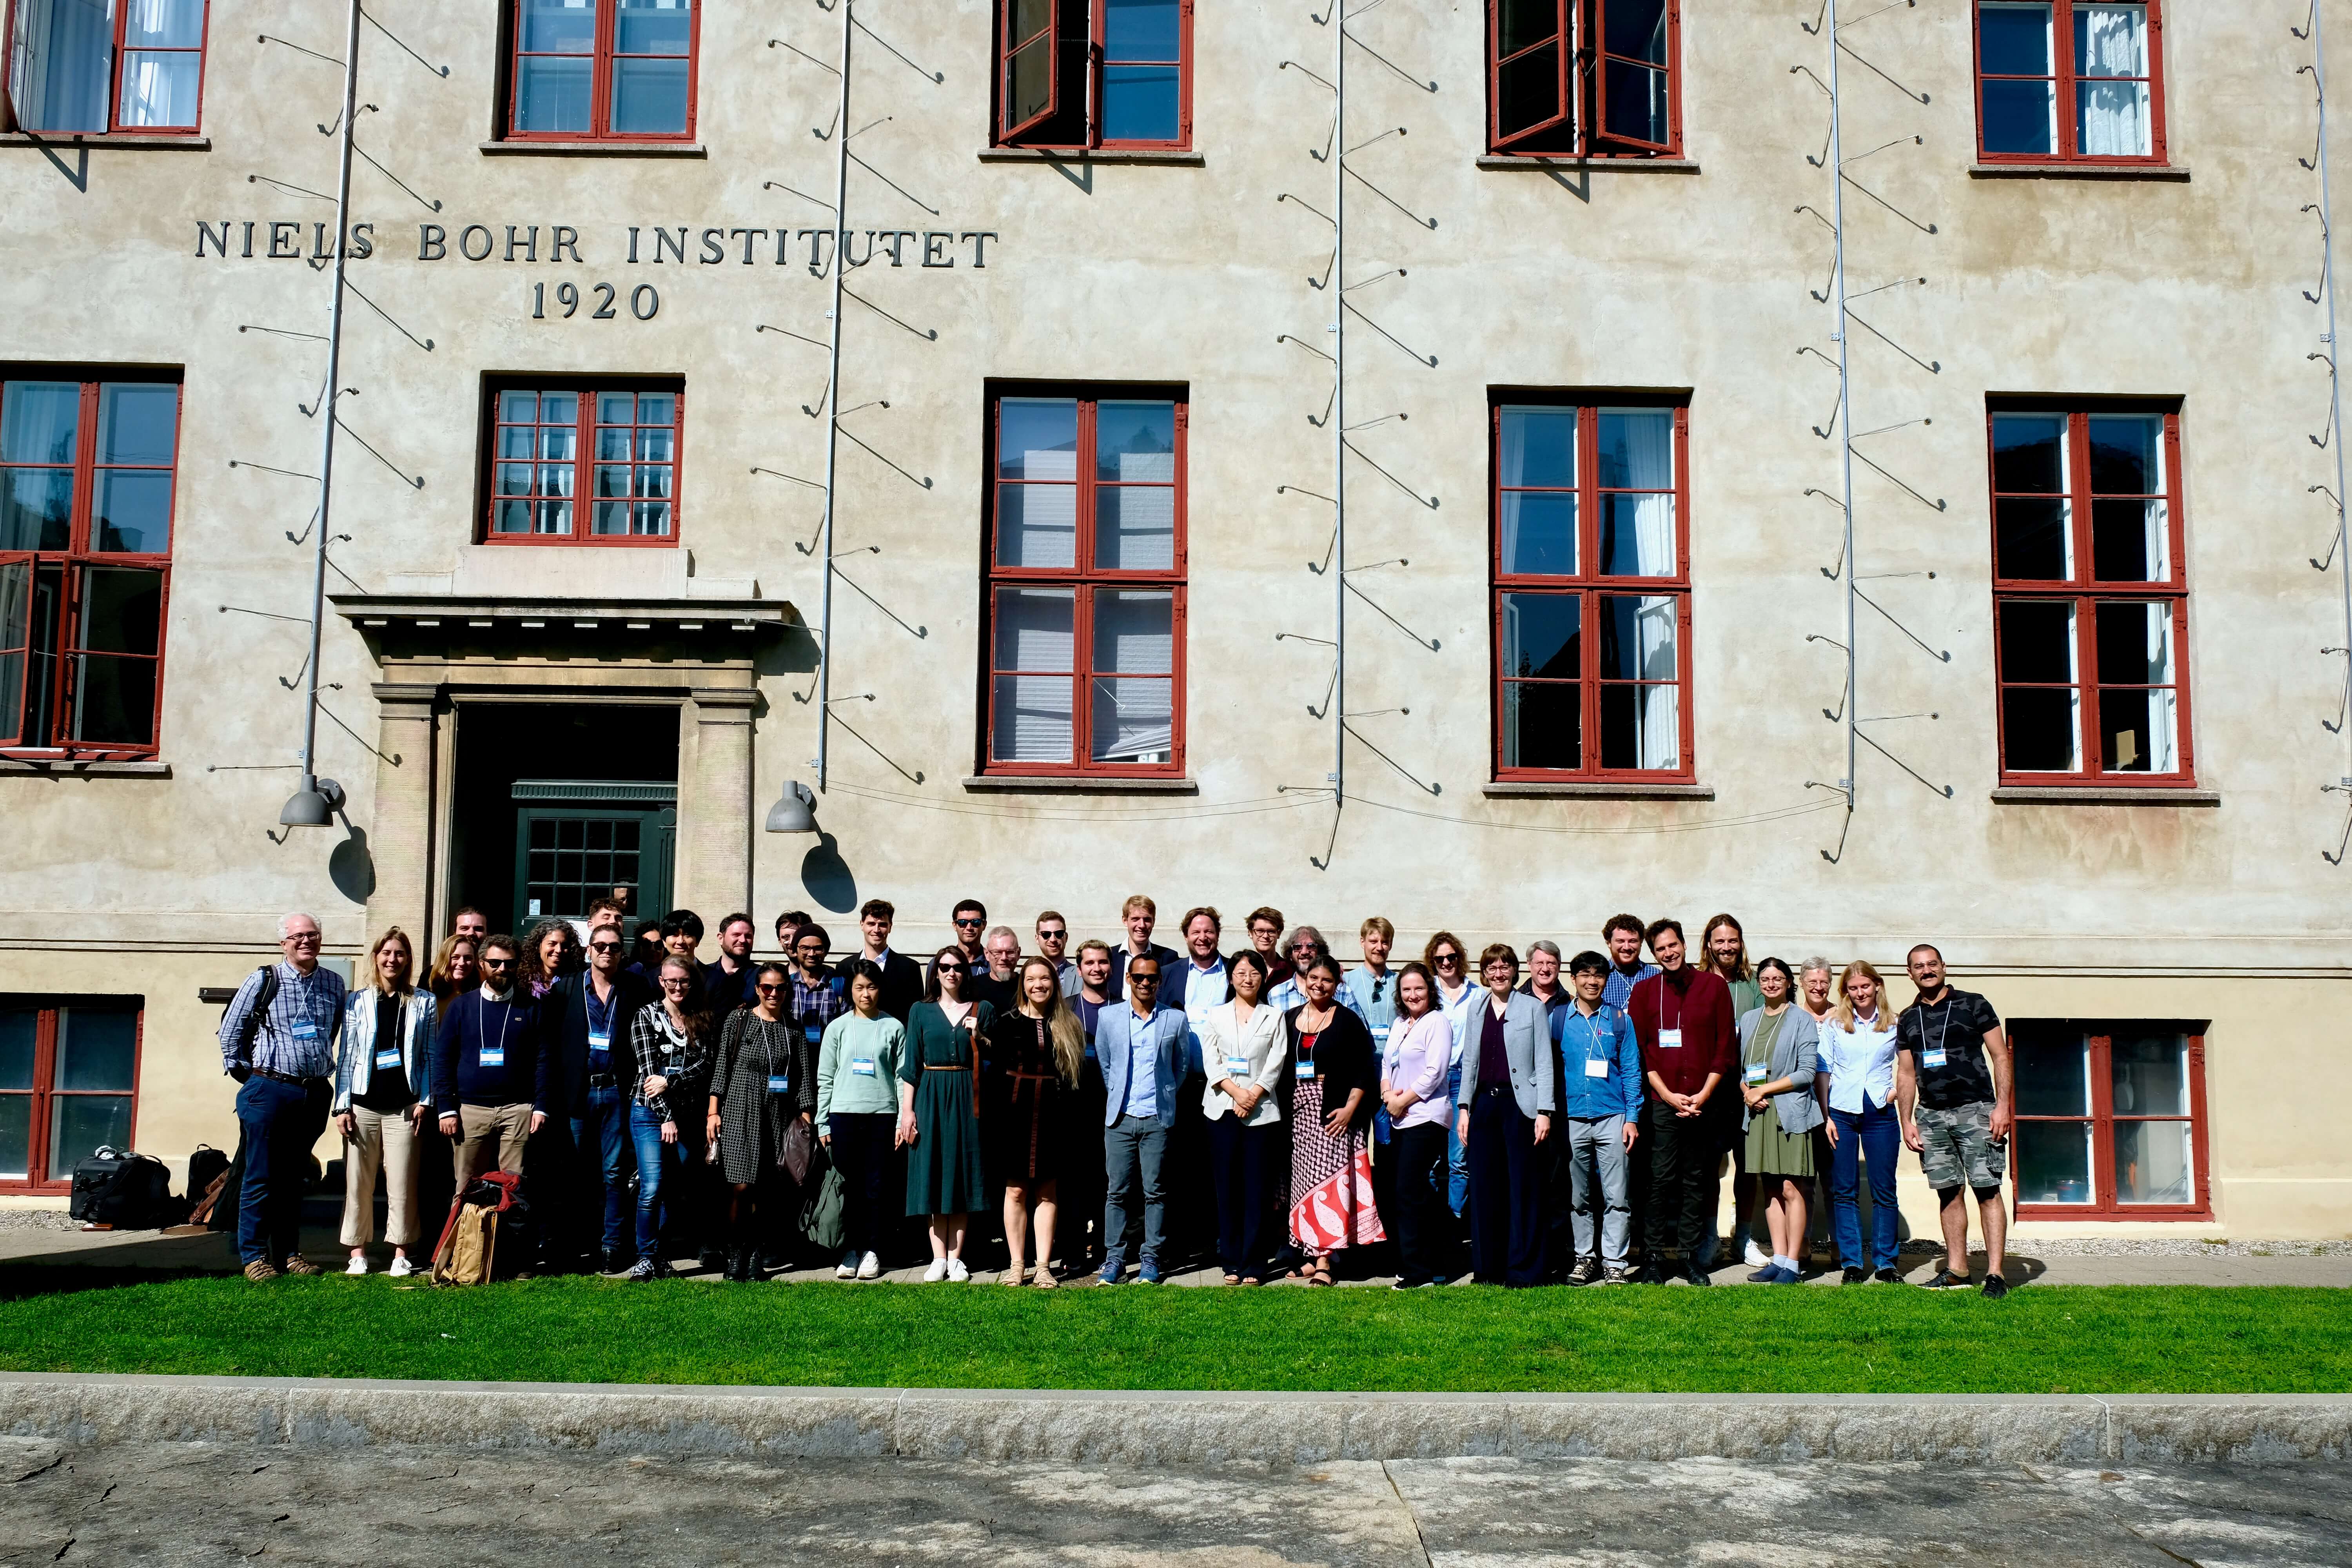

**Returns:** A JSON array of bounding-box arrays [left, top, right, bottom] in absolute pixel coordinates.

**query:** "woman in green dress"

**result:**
[[900, 946, 992, 1281], [1736, 956, 1822, 1283]]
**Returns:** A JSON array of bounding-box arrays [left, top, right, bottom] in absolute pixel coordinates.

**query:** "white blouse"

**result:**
[[1198, 999, 1288, 1126], [1817, 1009, 1899, 1115]]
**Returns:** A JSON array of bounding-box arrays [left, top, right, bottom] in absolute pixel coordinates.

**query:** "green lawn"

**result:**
[[1, 1276, 2346, 1393]]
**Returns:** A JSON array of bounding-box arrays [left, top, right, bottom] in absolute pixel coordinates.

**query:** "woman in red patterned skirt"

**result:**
[[1281, 953, 1385, 1285]]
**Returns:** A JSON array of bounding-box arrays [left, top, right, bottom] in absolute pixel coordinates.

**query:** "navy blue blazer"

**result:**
[[543, 969, 655, 1118]]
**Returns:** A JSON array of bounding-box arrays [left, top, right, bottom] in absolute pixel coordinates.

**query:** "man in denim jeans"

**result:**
[[543, 922, 651, 1272], [1094, 955, 1189, 1284], [218, 912, 345, 1281]]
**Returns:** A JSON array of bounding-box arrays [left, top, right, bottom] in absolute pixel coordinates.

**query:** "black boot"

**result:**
[[728, 1244, 753, 1282]]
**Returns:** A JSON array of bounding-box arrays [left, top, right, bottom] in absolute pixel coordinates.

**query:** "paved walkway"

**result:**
[[5, 1210, 2347, 1287], [4, 1434, 2349, 1565]]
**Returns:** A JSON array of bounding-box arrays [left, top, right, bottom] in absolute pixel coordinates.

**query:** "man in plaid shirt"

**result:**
[[217, 912, 346, 1280]]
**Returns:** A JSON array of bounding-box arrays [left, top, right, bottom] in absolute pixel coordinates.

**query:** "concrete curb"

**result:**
[[4, 1374, 2349, 1464]]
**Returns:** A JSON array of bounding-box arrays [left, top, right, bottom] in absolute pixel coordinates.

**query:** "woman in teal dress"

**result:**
[[900, 946, 992, 1281]]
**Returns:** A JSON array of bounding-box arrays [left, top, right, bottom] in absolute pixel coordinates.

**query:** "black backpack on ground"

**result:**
[[69, 1147, 175, 1227]]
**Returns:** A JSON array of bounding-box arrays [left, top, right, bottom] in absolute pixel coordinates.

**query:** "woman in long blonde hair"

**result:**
[[991, 956, 1084, 1285], [1817, 959, 1902, 1283], [332, 928, 437, 1276]]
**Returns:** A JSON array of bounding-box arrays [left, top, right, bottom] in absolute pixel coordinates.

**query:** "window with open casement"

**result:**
[[2011, 1019, 2208, 1218], [1490, 396, 1691, 779], [482, 378, 682, 547], [1488, 0, 1679, 158], [503, 0, 696, 143], [0, 997, 142, 1193], [983, 386, 1186, 777], [1974, 0, 2166, 164], [2, 0, 208, 135], [1989, 403, 2191, 785], [0, 372, 176, 759], [992, 0, 1190, 150]]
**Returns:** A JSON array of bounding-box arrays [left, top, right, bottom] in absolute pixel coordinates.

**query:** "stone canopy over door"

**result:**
[[329, 593, 799, 942]]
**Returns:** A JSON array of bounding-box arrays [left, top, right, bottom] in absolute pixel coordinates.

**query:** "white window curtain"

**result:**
[[0, 560, 27, 742], [1090, 589, 1173, 762], [11, 0, 114, 133], [2133, 603, 2178, 772], [1628, 594, 1679, 769], [1598, 409, 1675, 576], [2075, 3, 2150, 156], [991, 588, 1074, 762]]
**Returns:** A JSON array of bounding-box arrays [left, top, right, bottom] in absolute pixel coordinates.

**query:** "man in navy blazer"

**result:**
[[536, 926, 655, 1272], [1093, 953, 1191, 1284]]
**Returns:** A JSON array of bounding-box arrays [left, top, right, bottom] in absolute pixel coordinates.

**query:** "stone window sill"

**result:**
[[1967, 161, 2188, 182], [1483, 780, 1714, 800], [1990, 785, 2218, 806], [978, 147, 1204, 166], [0, 758, 171, 776], [0, 132, 207, 150], [963, 774, 1198, 794], [480, 140, 706, 158], [1475, 155, 1699, 174]]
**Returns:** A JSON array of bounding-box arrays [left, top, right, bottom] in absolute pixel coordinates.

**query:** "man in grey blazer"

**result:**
[[1455, 944, 1556, 1287]]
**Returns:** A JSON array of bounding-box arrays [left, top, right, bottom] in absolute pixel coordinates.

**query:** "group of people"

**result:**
[[216, 897, 2017, 1298]]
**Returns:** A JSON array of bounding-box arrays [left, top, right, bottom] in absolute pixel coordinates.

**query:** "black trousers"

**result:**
[[829, 1111, 896, 1262], [1644, 1100, 1726, 1259], [1465, 1086, 1544, 1287], [1390, 1120, 1450, 1286], [1207, 1113, 1278, 1278]]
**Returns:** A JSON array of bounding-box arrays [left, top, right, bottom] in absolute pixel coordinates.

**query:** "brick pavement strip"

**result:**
[[2, 1434, 2351, 1565], [3, 1375, 2351, 1466]]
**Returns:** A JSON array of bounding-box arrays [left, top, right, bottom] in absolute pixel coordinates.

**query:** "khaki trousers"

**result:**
[[454, 1102, 532, 1183], [341, 1103, 424, 1247]]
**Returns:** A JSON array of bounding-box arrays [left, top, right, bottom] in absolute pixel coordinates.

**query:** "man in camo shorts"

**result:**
[[1895, 944, 2013, 1299]]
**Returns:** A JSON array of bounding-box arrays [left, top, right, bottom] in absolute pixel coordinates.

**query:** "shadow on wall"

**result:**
[[800, 832, 856, 914], [329, 825, 375, 905]]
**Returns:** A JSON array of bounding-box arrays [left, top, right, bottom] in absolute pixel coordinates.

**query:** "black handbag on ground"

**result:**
[[68, 1147, 175, 1227]]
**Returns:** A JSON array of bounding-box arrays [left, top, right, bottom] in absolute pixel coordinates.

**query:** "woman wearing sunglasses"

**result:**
[[1425, 931, 1480, 1220], [707, 961, 817, 1280], [622, 955, 714, 1280], [902, 948, 991, 1281]]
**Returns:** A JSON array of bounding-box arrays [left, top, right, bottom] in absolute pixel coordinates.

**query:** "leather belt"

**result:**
[[253, 1067, 326, 1086]]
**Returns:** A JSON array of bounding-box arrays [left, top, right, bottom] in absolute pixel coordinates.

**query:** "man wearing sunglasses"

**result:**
[[218, 911, 346, 1281], [1095, 955, 1190, 1285], [1033, 912, 1081, 997], [949, 900, 989, 972], [434, 934, 551, 1270], [542, 922, 654, 1272]]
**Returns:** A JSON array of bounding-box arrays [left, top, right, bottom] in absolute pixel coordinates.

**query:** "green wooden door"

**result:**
[[511, 806, 675, 932]]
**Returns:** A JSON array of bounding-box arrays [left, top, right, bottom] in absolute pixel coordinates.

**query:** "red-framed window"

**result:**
[[992, 0, 1191, 150], [1490, 396, 1692, 779], [0, 997, 143, 1194], [1488, 0, 1679, 158], [503, 0, 697, 143], [2011, 1018, 2209, 1219], [1974, 0, 2166, 165], [483, 379, 682, 547], [2, 0, 207, 135], [0, 372, 177, 758], [982, 385, 1186, 776], [1989, 403, 2191, 784]]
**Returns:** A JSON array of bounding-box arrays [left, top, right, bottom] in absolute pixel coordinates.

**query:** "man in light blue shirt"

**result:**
[[1554, 950, 1644, 1283], [1095, 956, 1189, 1284]]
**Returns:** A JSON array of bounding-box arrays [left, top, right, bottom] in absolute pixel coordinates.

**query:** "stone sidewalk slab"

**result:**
[[3, 1374, 2349, 1466]]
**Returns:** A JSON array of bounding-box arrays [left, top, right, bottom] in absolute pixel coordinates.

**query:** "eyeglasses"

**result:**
[[755, 983, 784, 995], [658, 976, 690, 987], [285, 932, 321, 944]]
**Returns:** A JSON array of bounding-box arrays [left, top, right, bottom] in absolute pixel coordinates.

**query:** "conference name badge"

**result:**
[[291, 1019, 318, 1040], [1297, 1056, 1317, 1080], [767, 1074, 790, 1094], [480, 1043, 505, 1067], [851, 1056, 877, 1077], [1222, 1055, 1250, 1078], [1659, 1027, 1683, 1049], [374, 1047, 401, 1071], [1922, 1046, 1948, 1069], [1585, 1055, 1609, 1078], [805, 1023, 823, 1044], [1745, 1062, 1768, 1085], [588, 1030, 610, 1053]]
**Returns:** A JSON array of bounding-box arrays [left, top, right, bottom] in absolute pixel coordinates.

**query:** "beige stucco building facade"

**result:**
[[2, 0, 2345, 1240]]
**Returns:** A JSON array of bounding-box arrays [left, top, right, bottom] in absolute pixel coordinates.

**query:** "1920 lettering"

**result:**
[[526, 280, 657, 322]]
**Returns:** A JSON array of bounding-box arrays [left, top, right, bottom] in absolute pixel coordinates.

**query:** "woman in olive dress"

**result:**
[[900, 947, 991, 1281]]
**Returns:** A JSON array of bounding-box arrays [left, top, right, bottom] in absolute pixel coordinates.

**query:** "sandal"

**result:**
[[1034, 1270, 1059, 1289], [1222, 1272, 1241, 1287], [1001, 1263, 1026, 1287], [1309, 1265, 1335, 1287]]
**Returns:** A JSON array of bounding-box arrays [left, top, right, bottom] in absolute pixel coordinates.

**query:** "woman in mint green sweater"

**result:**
[[817, 962, 908, 1280]]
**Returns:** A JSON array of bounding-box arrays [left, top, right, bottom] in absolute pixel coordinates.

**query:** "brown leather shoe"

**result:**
[[282, 1253, 325, 1277], [243, 1259, 282, 1282]]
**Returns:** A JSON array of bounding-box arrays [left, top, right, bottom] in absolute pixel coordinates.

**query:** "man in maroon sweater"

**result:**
[[1627, 918, 1737, 1285]]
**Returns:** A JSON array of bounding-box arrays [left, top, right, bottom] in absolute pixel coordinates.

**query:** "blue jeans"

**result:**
[[1102, 1114, 1169, 1272], [628, 1102, 697, 1264], [1445, 1061, 1469, 1215], [573, 1084, 630, 1255], [234, 1074, 328, 1266], [1831, 1096, 1900, 1270]]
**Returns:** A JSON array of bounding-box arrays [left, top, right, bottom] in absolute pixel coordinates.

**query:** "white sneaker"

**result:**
[[923, 1258, 949, 1283], [387, 1255, 415, 1278], [836, 1260, 858, 1279], [343, 1254, 368, 1276], [1743, 1239, 1771, 1268], [946, 1257, 969, 1282], [856, 1252, 881, 1280]]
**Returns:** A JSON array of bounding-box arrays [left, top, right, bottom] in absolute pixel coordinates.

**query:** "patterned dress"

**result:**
[[1285, 1007, 1387, 1254]]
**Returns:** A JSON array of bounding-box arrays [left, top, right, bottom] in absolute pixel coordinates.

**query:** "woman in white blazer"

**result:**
[[332, 927, 439, 1276], [1198, 950, 1286, 1283]]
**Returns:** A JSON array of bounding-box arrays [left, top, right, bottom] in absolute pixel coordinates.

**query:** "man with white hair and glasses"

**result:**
[[218, 912, 346, 1280]]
